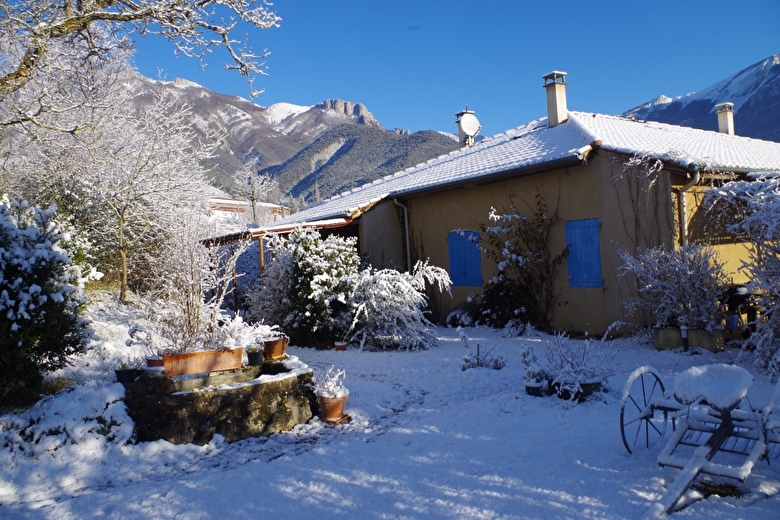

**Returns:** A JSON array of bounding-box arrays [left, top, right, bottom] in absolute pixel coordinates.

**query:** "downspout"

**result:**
[[677, 165, 700, 247], [393, 198, 412, 273]]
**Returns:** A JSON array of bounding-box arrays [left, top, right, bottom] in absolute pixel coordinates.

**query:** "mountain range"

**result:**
[[130, 74, 458, 206], [622, 55, 780, 142], [135, 54, 779, 209]]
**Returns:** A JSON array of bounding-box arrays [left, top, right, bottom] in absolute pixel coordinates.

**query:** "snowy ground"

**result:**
[[1, 294, 779, 519]]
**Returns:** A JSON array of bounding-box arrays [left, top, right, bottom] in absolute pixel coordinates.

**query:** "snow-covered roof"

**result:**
[[263, 111, 780, 228]]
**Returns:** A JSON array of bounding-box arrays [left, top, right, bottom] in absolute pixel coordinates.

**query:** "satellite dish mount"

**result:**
[[456, 105, 481, 147]]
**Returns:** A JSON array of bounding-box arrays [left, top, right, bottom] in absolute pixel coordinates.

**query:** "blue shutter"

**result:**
[[448, 230, 482, 286], [565, 219, 603, 288]]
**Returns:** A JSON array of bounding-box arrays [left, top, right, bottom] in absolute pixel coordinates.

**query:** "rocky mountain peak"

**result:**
[[318, 99, 381, 126]]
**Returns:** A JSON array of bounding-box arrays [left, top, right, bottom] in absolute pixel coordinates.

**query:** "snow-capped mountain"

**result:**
[[622, 55, 780, 142]]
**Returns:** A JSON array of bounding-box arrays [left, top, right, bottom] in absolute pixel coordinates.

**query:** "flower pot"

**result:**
[[318, 391, 349, 422], [524, 380, 544, 397], [263, 335, 289, 361], [552, 380, 602, 402], [146, 355, 163, 367], [246, 351, 264, 366], [115, 367, 138, 384], [161, 348, 243, 377], [651, 327, 724, 353], [141, 365, 166, 377], [334, 341, 347, 351]]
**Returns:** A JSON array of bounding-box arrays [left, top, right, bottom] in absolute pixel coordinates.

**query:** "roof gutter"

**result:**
[[393, 198, 413, 273]]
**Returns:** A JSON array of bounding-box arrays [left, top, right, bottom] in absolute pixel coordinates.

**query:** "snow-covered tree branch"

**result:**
[[618, 244, 728, 330], [0, 0, 281, 98]]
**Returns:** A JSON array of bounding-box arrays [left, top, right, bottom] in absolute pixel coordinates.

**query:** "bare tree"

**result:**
[[231, 171, 277, 224], [143, 212, 251, 353], [0, 0, 281, 98], [14, 74, 220, 302]]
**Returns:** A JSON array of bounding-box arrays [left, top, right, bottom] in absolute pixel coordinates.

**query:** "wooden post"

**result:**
[[258, 235, 266, 281]]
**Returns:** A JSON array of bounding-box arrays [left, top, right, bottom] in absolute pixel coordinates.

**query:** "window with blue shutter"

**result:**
[[565, 219, 603, 288], [447, 230, 482, 286]]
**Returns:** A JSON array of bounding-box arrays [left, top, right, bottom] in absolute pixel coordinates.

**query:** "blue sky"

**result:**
[[132, 0, 779, 137]]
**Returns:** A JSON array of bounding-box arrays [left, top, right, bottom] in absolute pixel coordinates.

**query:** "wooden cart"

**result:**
[[619, 364, 780, 514]]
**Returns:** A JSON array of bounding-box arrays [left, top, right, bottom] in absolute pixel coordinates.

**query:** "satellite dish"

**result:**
[[458, 112, 481, 137]]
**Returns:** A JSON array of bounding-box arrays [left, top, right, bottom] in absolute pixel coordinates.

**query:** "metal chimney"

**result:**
[[543, 71, 568, 128], [715, 102, 735, 135]]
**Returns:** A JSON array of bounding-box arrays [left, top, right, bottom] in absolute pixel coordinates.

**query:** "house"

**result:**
[[241, 72, 780, 335]]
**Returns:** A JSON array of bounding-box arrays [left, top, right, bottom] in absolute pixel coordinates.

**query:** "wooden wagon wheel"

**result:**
[[620, 366, 669, 454]]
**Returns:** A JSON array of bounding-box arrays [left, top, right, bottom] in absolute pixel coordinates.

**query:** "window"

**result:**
[[447, 230, 482, 286], [565, 219, 603, 288]]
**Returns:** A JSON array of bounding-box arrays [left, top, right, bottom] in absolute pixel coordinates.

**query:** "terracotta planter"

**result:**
[[162, 348, 243, 377], [318, 391, 349, 422], [334, 341, 347, 351], [263, 335, 289, 361], [141, 366, 166, 377], [146, 355, 163, 367]]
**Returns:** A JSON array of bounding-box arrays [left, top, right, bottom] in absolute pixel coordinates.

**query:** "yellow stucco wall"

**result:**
[[681, 186, 751, 285], [355, 153, 752, 335], [403, 154, 681, 334], [359, 200, 406, 270]]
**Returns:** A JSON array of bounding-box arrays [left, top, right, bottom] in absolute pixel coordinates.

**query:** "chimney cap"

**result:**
[[715, 102, 734, 113], [542, 71, 567, 85]]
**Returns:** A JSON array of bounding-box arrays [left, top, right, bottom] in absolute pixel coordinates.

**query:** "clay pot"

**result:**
[[246, 351, 264, 366], [553, 380, 602, 402], [524, 380, 544, 397], [263, 335, 289, 361], [318, 391, 349, 422], [146, 355, 163, 367], [334, 341, 347, 351]]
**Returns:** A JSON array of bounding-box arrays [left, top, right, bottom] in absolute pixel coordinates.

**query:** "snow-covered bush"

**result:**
[[348, 260, 452, 351], [470, 190, 567, 331], [0, 196, 92, 400], [247, 229, 453, 350], [618, 244, 728, 330], [244, 233, 293, 326], [127, 313, 277, 358], [544, 333, 614, 401], [248, 228, 360, 346], [458, 327, 506, 371], [315, 366, 348, 398], [519, 345, 548, 383], [705, 174, 780, 377]]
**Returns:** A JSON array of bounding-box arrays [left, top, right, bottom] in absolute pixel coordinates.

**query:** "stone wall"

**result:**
[[123, 359, 318, 445]]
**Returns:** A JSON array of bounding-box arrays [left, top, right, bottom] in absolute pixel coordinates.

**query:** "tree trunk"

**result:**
[[119, 213, 129, 304]]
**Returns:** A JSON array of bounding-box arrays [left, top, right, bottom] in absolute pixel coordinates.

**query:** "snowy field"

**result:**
[[1, 295, 779, 519]]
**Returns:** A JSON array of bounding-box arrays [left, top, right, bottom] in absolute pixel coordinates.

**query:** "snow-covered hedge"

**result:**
[[247, 229, 452, 350], [348, 261, 452, 351], [248, 228, 360, 346], [0, 196, 91, 399], [618, 244, 728, 330]]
